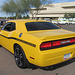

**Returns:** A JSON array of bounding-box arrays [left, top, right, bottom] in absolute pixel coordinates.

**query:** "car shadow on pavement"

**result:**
[[1, 47, 75, 71], [39, 58, 75, 71]]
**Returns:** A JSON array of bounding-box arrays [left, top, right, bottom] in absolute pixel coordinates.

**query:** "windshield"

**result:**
[[25, 22, 60, 31]]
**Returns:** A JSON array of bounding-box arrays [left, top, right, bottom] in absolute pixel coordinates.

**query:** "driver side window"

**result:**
[[2, 22, 16, 31]]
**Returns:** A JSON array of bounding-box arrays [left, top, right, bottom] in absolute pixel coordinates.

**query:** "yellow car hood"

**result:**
[[28, 29, 75, 41]]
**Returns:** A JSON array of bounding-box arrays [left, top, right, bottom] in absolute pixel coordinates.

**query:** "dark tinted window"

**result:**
[[11, 23, 16, 31], [25, 22, 60, 31], [4, 24, 11, 31], [2, 22, 16, 31]]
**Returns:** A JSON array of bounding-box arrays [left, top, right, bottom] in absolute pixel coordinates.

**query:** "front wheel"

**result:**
[[14, 45, 28, 69]]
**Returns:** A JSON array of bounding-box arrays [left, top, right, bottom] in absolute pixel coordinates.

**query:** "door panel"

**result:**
[[0, 22, 16, 52], [0, 30, 9, 48]]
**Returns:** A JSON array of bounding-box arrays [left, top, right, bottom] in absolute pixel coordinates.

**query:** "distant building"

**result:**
[[29, 2, 75, 20]]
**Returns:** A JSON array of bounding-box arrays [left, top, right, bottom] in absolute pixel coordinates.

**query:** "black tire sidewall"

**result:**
[[14, 45, 27, 69]]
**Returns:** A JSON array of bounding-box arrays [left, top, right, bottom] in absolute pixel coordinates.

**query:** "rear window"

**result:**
[[25, 22, 60, 31]]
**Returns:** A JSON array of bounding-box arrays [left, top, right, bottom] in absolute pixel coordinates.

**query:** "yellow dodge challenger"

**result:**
[[0, 19, 75, 69]]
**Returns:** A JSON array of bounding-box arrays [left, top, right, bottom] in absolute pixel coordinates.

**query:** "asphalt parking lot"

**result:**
[[0, 24, 75, 75]]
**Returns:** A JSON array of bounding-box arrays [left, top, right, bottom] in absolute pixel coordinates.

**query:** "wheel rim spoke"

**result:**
[[14, 47, 23, 66]]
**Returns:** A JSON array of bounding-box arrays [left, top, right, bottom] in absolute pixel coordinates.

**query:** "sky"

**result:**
[[53, 0, 75, 3], [0, 0, 75, 17]]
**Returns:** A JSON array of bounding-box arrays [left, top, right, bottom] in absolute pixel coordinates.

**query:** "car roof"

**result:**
[[7, 19, 46, 23], [6, 19, 48, 32]]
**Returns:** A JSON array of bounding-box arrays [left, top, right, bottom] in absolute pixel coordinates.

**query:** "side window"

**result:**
[[11, 23, 16, 31], [2, 22, 12, 31], [4, 23, 12, 31], [2, 22, 16, 31]]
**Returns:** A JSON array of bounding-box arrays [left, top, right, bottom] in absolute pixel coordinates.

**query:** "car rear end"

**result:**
[[29, 31, 75, 67], [25, 21, 75, 67], [35, 37, 75, 67]]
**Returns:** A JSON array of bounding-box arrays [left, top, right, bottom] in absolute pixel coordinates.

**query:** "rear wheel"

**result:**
[[0, 45, 2, 47], [14, 45, 28, 69]]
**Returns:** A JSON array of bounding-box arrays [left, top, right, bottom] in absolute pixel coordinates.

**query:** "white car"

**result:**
[[69, 21, 75, 25], [52, 20, 58, 24], [57, 21, 70, 25]]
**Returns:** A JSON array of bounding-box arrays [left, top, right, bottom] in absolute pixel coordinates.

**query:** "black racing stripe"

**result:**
[[0, 34, 36, 47]]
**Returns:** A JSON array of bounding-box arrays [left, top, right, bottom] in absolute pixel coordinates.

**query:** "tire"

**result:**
[[0, 45, 2, 47], [14, 45, 28, 69], [65, 23, 68, 25]]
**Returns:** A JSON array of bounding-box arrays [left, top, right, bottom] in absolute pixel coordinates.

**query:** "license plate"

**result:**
[[64, 53, 71, 60]]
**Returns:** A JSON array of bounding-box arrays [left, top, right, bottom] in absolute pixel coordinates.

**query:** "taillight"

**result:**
[[52, 41, 60, 46], [40, 38, 75, 50], [40, 42, 51, 49], [70, 38, 75, 43]]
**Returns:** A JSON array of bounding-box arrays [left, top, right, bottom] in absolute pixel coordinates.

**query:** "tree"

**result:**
[[64, 13, 75, 19], [64, 13, 69, 19], [20, 0, 53, 19], [2, 0, 28, 19], [69, 13, 75, 18], [19, 0, 30, 13], [29, 0, 53, 19], [22, 16, 26, 19], [2, 0, 53, 19]]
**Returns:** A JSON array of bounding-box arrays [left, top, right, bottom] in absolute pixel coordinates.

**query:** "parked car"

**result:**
[[69, 21, 75, 25], [0, 21, 3, 27], [0, 19, 75, 69], [57, 21, 70, 25], [52, 20, 71, 25], [52, 20, 58, 25], [0, 20, 8, 27]]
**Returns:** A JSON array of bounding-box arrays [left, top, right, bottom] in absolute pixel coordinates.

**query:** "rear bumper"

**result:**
[[35, 44, 75, 67]]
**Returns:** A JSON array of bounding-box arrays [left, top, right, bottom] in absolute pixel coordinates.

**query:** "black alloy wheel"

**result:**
[[14, 45, 28, 69]]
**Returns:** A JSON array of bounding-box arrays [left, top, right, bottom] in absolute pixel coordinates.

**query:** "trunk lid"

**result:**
[[28, 29, 75, 41]]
